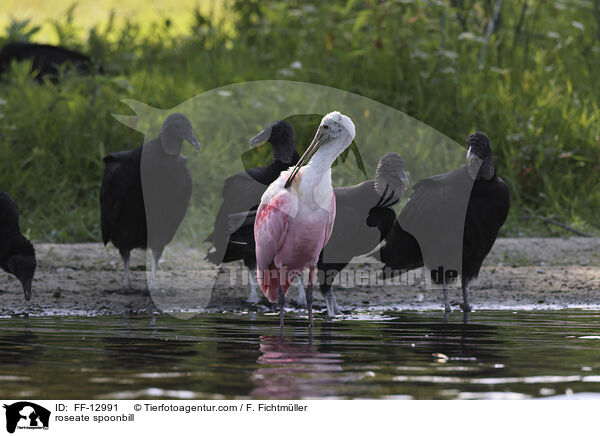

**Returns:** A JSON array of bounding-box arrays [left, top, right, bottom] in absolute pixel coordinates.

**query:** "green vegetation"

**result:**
[[0, 0, 599, 242]]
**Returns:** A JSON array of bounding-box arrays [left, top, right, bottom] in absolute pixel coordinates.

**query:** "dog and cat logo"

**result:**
[[3, 402, 50, 433]]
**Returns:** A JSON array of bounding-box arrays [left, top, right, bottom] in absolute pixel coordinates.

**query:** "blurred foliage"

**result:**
[[0, 0, 599, 241]]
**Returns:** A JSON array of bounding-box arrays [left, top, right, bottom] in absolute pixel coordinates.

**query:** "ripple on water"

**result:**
[[0, 310, 600, 399], [98, 388, 199, 400]]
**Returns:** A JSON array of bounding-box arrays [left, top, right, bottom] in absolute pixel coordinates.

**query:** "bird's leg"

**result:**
[[462, 281, 472, 312], [149, 248, 163, 290], [443, 286, 451, 313], [278, 284, 285, 335], [247, 269, 260, 304], [333, 293, 341, 314], [296, 275, 307, 308], [122, 251, 132, 290], [324, 287, 341, 317], [307, 267, 314, 330], [149, 256, 156, 289]]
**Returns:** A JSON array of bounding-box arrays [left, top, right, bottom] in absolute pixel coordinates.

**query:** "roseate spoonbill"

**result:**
[[254, 111, 356, 331], [317, 152, 409, 316], [380, 132, 510, 312], [227, 152, 409, 313], [100, 113, 200, 291], [0, 192, 36, 301], [205, 120, 301, 303]]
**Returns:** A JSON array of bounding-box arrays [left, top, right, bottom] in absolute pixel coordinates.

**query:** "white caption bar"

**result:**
[[0, 399, 597, 436]]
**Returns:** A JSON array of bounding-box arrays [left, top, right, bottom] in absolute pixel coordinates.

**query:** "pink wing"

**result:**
[[254, 190, 295, 301]]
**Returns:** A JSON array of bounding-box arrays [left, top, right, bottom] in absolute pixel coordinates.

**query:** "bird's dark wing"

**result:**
[[226, 210, 256, 234], [400, 169, 463, 223], [100, 152, 140, 246], [393, 165, 473, 273], [321, 181, 385, 263], [462, 174, 511, 279], [206, 171, 271, 263], [140, 146, 193, 251], [320, 197, 363, 262], [0, 192, 19, 225]]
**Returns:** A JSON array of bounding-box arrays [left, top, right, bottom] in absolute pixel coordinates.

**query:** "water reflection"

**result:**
[[0, 311, 599, 399], [251, 335, 344, 398], [382, 313, 505, 363], [0, 328, 42, 367], [100, 337, 198, 369]]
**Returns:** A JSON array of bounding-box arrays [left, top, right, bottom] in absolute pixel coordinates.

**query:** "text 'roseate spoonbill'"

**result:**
[[254, 111, 356, 332]]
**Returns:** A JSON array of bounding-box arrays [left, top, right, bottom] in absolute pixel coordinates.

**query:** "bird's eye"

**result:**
[[323, 125, 329, 130]]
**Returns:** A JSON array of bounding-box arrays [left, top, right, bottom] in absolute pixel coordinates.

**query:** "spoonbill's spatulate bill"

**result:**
[[205, 120, 300, 303], [0, 192, 36, 301], [254, 111, 356, 332], [381, 131, 511, 312], [100, 113, 200, 291], [318, 152, 409, 316]]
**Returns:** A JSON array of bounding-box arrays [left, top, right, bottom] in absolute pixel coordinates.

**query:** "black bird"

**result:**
[[318, 152, 409, 315], [381, 132, 510, 312], [0, 41, 92, 82], [100, 113, 200, 291], [205, 120, 300, 303], [0, 192, 36, 301]]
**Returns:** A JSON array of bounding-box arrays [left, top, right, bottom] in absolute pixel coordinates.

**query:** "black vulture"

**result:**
[[205, 120, 300, 303], [380, 132, 511, 312], [0, 41, 92, 82], [100, 113, 200, 291], [0, 192, 36, 301], [318, 152, 409, 315]]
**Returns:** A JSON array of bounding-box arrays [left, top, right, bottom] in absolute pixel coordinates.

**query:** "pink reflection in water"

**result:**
[[250, 335, 346, 398]]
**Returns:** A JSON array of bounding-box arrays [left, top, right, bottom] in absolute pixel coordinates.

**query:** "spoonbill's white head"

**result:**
[[321, 111, 356, 140], [285, 111, 355, 188]]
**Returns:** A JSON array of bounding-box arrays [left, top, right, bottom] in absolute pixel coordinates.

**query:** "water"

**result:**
[[1, 310, 599, 400]]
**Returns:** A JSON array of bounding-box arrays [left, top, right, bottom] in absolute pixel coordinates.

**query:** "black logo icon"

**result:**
[[3, 402, 50, 434]]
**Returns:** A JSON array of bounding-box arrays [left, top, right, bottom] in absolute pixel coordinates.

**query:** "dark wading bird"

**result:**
[[380, 132, 510, 312], [100, 113, 200, 291], [205, 120, 302, 304], [255, 112, 356, 332], [318, 152, 409, 316], [0, 192, 36, 300], [0, 41, 93, 82]]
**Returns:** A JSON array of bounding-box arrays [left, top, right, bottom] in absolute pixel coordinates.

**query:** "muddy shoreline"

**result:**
[[0, 238, 599, 316]]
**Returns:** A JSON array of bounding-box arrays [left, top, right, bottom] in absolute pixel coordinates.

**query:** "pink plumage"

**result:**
[[255, 186, 335, 302], [253, 111, 356, 331]]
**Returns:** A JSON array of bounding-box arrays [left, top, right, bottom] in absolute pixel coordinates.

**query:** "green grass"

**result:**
[[0, 0, 599, 242]]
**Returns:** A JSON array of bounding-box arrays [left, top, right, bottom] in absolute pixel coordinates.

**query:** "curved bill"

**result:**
[[284, 129, 328, 188], [249, 125, 272, 146], [466, 147, 482, 179], [21, 277, 32, 301], [186, 133, 201, 150]]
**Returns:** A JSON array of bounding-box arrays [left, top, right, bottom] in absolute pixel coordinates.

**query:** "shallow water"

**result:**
[[1, 310, 600, 400]]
